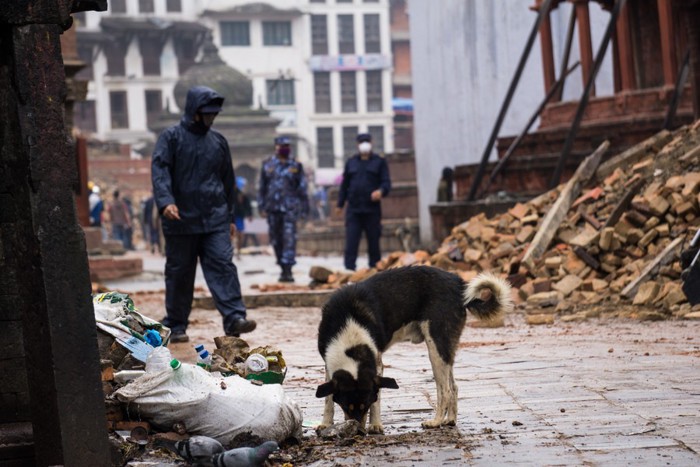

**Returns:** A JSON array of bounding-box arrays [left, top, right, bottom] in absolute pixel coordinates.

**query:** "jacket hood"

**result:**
[[181, 86, 225, 127]]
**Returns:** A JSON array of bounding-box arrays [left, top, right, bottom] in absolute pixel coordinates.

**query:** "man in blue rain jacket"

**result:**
[[152, 86, 256, 342], [336, 133, 391, 270]]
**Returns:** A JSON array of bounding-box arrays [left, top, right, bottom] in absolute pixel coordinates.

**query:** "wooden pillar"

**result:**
[[615, 0, 636, 91], [657, 0, 677, 88], [0, 2, 110, 466], [536, 0, 557, 96], [573, 0, 596, 96]]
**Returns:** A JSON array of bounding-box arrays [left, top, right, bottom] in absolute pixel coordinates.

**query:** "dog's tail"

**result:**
[[463, 273, 514, 320]]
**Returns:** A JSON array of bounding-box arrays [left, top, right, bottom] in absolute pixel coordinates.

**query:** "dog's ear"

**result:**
[[316, 381, 336, 398], [378, 376, 399, 389]]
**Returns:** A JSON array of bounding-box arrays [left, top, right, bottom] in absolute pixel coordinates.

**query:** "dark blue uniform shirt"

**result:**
[[337, 153, 391, 213]]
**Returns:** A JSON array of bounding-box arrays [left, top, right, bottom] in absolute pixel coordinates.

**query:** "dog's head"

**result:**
[[316, 369, 399, 422]]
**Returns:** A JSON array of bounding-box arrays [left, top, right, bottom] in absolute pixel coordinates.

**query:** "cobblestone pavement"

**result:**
[[116, 252, 700, 466], [157, 305, 700, 466]]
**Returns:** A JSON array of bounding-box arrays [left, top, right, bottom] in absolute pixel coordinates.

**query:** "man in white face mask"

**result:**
[[336, 133, 392, 270]]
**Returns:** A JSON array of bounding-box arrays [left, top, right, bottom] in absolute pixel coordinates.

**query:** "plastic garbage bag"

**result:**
[[114, 362, 303, 444]]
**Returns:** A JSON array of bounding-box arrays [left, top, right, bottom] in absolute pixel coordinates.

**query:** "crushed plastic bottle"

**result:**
[[245, 354, 269, 375], [146, 346, 173, 373]]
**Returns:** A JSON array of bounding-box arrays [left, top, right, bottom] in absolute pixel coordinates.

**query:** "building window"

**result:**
[[103, 41, 126, 76], [263, 21, 292, 46], [366, 71, 383, 112], [337, 0, 353, 3], [317, 127, 335, 168], [110, 91, 129, 130], [111, 0, 126, 13], [313, 72, 331, 113], [364, 0, 379, 2], [363, 14, 381, 53], [340, 71, 357, 113], [310, 0, 325, 3], [221, 21, 250, 46], [337, 14, 355, 54], [368, 125, 384, 153], [266, 79, 295, 106], [74, 100, 97, 133], [138, 0, 154, 13], [145, 90, 162, 127], [343, 126, 359, 159], [311, 15, 328, 55], [166, 0, 181, 12], [140, 40, 162, 76]]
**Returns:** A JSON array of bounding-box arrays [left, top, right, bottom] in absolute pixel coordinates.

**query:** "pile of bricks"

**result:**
[[310, 121, 700, 322]]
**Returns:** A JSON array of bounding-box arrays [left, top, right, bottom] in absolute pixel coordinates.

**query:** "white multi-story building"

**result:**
[[75, 0, 394, 174]]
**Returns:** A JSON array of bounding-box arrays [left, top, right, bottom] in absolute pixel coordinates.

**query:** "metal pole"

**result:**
[[549, 0, 627, 189], [467, 0, 555, 201], [556, 6, 578, 101], [663, 49, 691, 130], [481, 61, 580, 197]]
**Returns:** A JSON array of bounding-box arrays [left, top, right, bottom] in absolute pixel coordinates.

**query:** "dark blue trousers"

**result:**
[[267, 211, 298, 266], [163, 230, 246, 334], [344, 210, 382, 270]]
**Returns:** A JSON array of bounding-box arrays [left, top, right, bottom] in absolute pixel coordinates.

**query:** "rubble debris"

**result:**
[[295, 121, 700, 323]]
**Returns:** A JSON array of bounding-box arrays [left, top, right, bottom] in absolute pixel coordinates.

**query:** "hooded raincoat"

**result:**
[[152, 86, 235, 235]]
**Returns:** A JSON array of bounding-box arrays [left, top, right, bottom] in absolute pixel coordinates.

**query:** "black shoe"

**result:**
[[278, 265, 294, 283], [170, 330, 189, 343], [226, 318, 257, 337]]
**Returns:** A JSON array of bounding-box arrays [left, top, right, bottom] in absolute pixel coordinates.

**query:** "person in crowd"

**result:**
[[108, 189, 131, 249], [258, 136, 309, 282], [437, 166, 454, 202], [88, 183, 104, 228], [142, 194, 162, 254], [151, 85, 255, 343], [233, 176, 253, 259], [336, 133, 391, 271]]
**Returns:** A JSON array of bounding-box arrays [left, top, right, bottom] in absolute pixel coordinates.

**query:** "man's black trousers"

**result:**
[[163, 230, 246, 334], [344, 210, 382, 270]]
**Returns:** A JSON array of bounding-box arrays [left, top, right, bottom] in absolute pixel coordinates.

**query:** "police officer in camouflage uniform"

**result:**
[[258, 136, 309, 282]]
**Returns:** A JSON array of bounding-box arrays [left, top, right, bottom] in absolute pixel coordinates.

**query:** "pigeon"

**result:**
[[156, 435, 224, 466], [210, 440, 279, 467]]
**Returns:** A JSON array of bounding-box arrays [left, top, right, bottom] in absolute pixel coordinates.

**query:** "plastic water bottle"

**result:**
[[196, 350, 212, 371], [194, 344, 212, 371], [170, 358, 182, 370]]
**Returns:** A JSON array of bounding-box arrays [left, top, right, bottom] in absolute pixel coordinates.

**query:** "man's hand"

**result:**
[[163, 204, 181, 221], [230, 223, 237, 237], [371, 189, 382, 201], [334, 206, 343, 216]]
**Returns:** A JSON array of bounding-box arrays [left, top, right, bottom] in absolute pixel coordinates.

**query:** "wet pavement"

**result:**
[[110, 251, 700, 466]]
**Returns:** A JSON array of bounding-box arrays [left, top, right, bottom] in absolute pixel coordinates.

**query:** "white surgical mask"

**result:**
[[358, 142, 372, 154]]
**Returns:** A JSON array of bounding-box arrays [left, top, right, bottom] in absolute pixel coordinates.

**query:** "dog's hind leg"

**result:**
[[421, 325, 456, 428], [368, 357, 385, 434]]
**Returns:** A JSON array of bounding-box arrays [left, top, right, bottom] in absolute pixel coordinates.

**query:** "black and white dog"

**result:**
[[316, 266, 512, 434]]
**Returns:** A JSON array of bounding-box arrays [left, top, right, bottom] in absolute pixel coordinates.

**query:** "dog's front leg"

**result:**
[[319, 367, 335, 429], [368, 357, 384, 434], [320, 395, 335, 429]]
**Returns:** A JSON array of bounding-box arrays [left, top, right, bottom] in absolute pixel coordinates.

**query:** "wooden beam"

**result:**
[[522, 140, 609, 271], [538, 1, 556, 94], [621, 237, 684, 299]]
